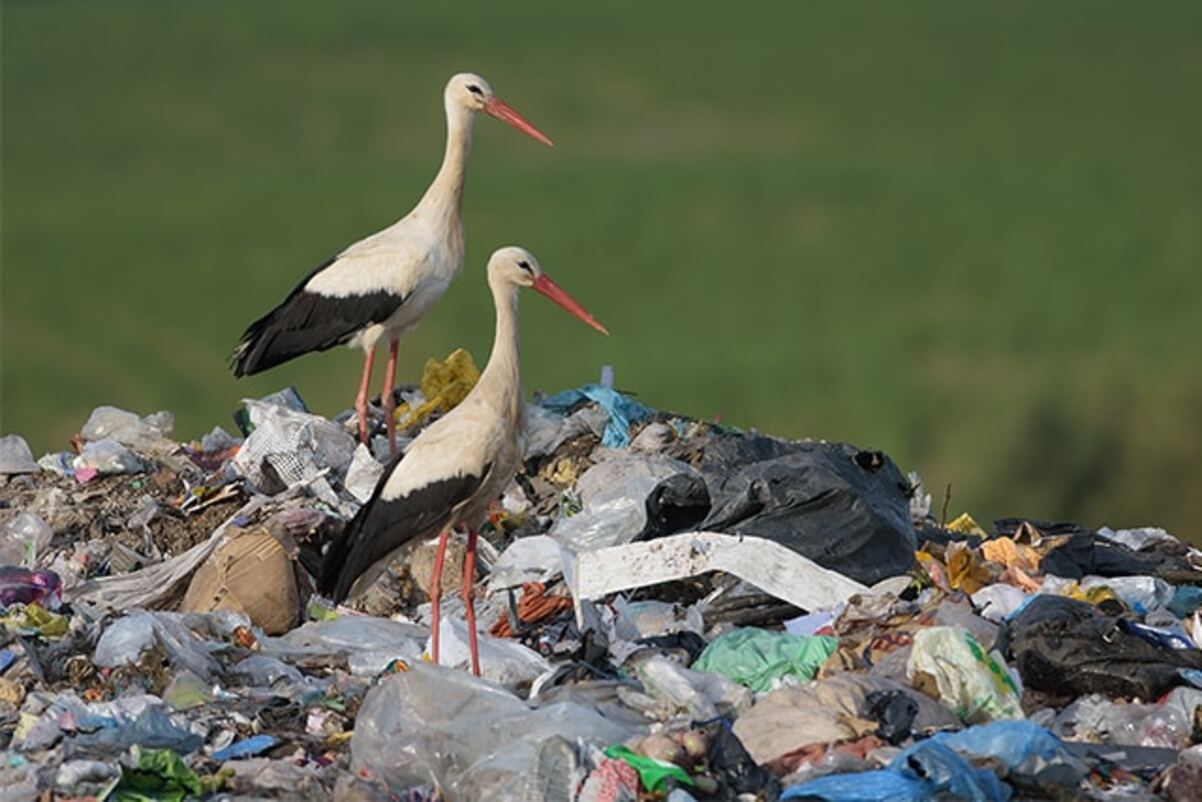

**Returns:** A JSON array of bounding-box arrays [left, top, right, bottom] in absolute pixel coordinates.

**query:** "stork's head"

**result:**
[[445, 73, 554, 146], [489, 247, 608, 335]]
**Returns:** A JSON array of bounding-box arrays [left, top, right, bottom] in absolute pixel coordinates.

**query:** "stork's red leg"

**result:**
[[355, 348, 376, 445], [462, 527, 480, 677], [382, 337, 400, 457], [428, 526, 452, 665]]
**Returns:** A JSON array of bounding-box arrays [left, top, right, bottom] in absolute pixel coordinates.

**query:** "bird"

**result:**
[[230, 73, 553, 456], [318, 246, 608, 675]]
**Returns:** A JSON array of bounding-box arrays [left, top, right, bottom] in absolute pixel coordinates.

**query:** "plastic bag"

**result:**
[[231, 399, 357, 491], [93, 611, 223, 681], [632, 653, 752, 720], [693, 628, 837, 692], [1054, 694, 1190, 748], [0, 434, 39, 474], [696, 436, 916, 586], [344, 443, 384, 504], [80, 405, 175, 452], [262, 615, 427, 674], [74, 437, 145, 476], [487, 535, 567, 592], [431, 615, 551, 687], [351, 663, 639, 799], [548, 452, 699, 553], [906, 626, 1023, 724], [996, 595, 1202, 699], [539, 384, 653, 448], [391, 348, 479, 430], [972, 583, 1030, 623], [1079, 574, 1174, 613], [0, 513, 54, 568]]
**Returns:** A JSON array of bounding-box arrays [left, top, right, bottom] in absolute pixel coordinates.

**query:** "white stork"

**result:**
[[318, 246, 607, 675], [231, 73, 553, 455]]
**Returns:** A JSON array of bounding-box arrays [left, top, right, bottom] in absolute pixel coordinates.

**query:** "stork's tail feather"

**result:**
[[318, 506, 366, 603]]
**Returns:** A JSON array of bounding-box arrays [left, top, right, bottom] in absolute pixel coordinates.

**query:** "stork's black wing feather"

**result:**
[[318, 460, 492, 603], [230, 254, 405, 376]]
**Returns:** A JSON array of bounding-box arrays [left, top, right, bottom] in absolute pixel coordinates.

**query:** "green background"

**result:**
[[3, 1, 1201, 537]]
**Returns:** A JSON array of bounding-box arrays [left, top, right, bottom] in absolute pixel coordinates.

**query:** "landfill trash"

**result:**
[[693, 627, 837, 692], [696, 438, 917, 585], [997, 594, 1202, 699], [352, 662, 640, 798], [629, 652, 752, 720], [391, 348, 480, 430], [212, 734, 279, 761], [540, 383, 653, 448], [733, 672, 960, 766], [1156, 744, 1202, 801], [906, 625, 1024, 724], [549, 450, 702, 552], [110, 745, 204, 802], [0, 566, 62, 609], [180, 525, 300, 634], [604, 743, 693, 791], [344, 443, 385, 504], [74, 437, 146, 477], [570, 530, 868, 626], [231, 399, 357, 495], [1053, 694, 1191, 748], [80, 405, 176, 452], [432, 615, 552, 686], [4, 386, 1202, 800], [0, 433, 40, 474], [1, 602, 69, 636]]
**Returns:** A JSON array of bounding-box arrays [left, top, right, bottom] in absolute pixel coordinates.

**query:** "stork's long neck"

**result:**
[[476, 278, 524, 426], [416, 101, 473, 223]]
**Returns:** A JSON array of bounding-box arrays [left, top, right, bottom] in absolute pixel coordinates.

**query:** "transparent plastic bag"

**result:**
[[352, 663, 639, 799], [0, 512, 53, 568]]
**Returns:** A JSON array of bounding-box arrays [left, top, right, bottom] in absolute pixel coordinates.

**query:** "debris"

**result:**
[[540, 384, 653, 448], [692, 627, 836, 692], [0, 434, 40, 474], [906, 625, 1024, 724], [180, 525, 300, 634], [391, 348, 480, 430], [3, 387, 1201, 799], [570, 531, 869, 625]]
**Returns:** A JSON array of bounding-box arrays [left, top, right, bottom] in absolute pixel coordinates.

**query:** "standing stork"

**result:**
[[230, 73, 553, 455], [318, 247, 607, 675]]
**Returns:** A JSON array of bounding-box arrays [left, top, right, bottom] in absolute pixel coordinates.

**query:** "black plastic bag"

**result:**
[[695, 720, 780, 801], [694, 435, 916, 585], [996, 595, 1202, 699], [993, 518, 1202, 582]]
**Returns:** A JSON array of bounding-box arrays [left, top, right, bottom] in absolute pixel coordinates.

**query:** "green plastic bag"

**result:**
[[692, 628, 838, 692], [603, 744, 692, 791], [109, 746, 203, 802]]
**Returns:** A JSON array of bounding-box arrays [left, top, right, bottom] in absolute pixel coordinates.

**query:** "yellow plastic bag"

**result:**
[[980, 537, 1041, 573], [945, 541, 994, 594], [946, 513, 988, 537], [394, 348, 480, 430]]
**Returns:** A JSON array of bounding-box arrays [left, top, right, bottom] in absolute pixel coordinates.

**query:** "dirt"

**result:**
[[0, 462, 243, 571]]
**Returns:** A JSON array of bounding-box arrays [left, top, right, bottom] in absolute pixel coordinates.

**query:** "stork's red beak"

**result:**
[[484, 98, 554, 147], [532, 274, 609, 335]]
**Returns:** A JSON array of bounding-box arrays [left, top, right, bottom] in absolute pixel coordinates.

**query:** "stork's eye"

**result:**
[[517, 260, 533, 273], [467, 85, 484, 96]]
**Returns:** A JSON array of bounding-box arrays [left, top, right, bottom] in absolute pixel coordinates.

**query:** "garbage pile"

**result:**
[[3, 359, 1202, 801]]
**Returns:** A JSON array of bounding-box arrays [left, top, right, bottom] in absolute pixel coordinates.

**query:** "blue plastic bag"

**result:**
[[540, 384, 653, 448]]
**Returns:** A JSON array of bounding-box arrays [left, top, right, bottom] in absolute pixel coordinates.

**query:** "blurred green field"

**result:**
[[3, 1, 1201, 537]]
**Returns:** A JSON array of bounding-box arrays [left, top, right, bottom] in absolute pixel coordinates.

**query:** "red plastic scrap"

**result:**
[[489, 581, 574, 638]]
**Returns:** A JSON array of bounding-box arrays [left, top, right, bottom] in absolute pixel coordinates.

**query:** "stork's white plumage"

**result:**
[[318, 247, 607, 675], [231, 73, 553, 454]]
